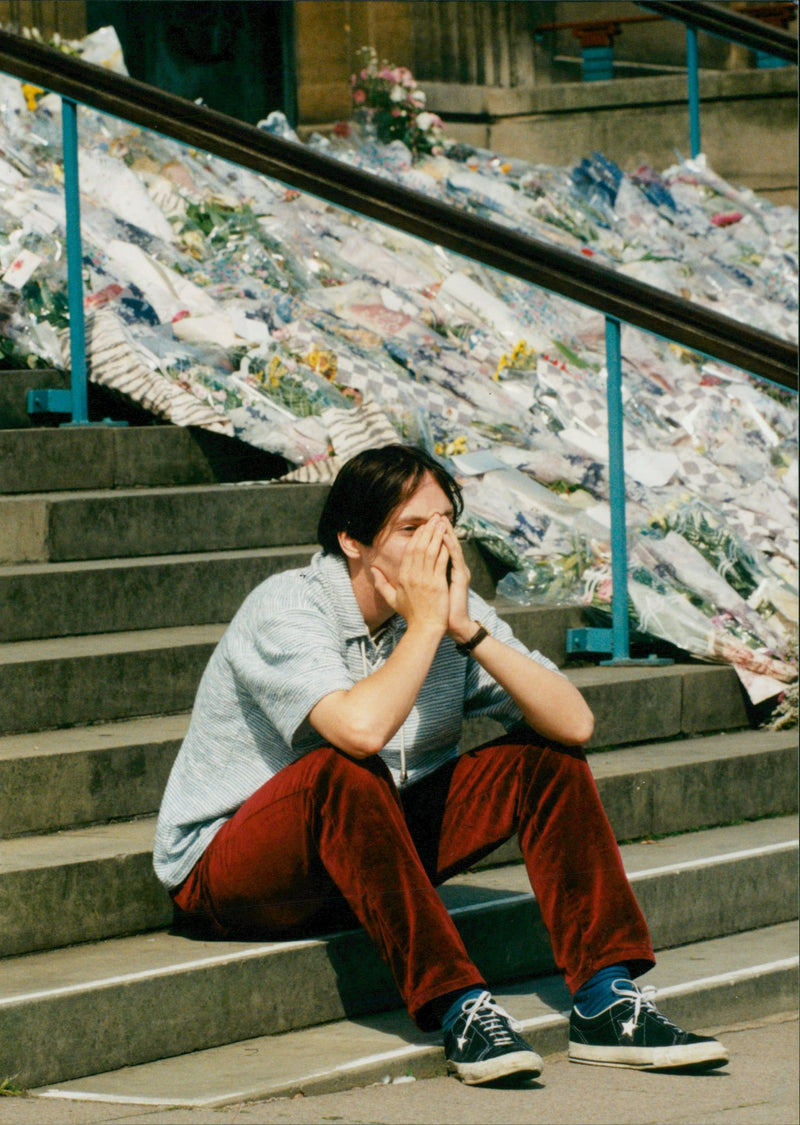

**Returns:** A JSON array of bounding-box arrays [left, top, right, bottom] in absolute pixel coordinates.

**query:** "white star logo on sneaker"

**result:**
[[621, 1017, 636, 1039], [457, 1035, 468, 1050]]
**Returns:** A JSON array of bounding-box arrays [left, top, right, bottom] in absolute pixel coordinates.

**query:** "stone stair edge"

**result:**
[[0, 566, 563, 643], [3, 809, 796, 880], [0, 411, 292, 490], [0, 649, 751, 740], [29, 924, 800, 1107], [0, 830, 796, 1090], [2, 817, 796, 994], [0, 657, 756, 742], [0, 480, 330, 504], [4, 774, 796, 868], [0, 719, 789, 769], [1, 812, 796, 962], [0, 713, 191, 759], [0, 608, 563, 660], [0, 545, 321, 577], [0, 616, 697, 665], [2, 724, 795, 831], [0, 623, 228, 663], [0, 482, 331, 564], [3, 722, 794, 842]]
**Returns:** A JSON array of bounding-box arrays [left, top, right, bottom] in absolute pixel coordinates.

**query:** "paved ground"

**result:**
[[2, 1013, 797, 1125]]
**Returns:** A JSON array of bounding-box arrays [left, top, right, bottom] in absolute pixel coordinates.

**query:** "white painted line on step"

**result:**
[[1, 936, 324, 1007], [513, 958, 799, 1031], [36, 1091, 225, 1107], [652, 956, 799, 998], [35, 1037, 447, 1107], [9, 842, 796, 1008], [35, 960, 800, 1108], [449, 892, 533, 916], [628, 839, 798, 880], [6, 896, 533, 1007]]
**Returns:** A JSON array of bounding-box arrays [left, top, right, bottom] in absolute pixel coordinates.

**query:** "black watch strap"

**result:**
[[456, 623, 489, 655]]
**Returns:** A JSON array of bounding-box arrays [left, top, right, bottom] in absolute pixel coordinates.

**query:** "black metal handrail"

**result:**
[[0, 28, 796, 390], [638, 1, 797, 60]]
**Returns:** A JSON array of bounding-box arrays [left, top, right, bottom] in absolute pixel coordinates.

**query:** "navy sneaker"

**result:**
[[569, 981, 729, 1071], [444, 991, 543, 1085]]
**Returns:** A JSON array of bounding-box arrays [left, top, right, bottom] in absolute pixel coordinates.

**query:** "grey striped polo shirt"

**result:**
[[153, 551, 558, 890]]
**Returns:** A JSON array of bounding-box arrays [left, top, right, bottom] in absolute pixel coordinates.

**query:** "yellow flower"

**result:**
[[437, 435, 467, 457], [493, 352, 511, 381], [306, 346, 338, 380], [494, 339, 536, 380], [21, 84, 44, 111]]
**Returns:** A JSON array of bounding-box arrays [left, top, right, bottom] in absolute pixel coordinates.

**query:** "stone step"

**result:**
[[0, 714, 188, 838], [0, 369, 140, 431], [0, 627, 750, 740], [0, 369, 72, 429], [0, 547, 316, 642], [0, 424, 289, 494], [0, 481, 330, 564], [3, 709, 793, 843], [0, 541, 505, 643], [0, 624, 224, 735], [0, 616, 750, 737], [2, 736, 796, 957], [32, 923, 799, 1107], [0, 819, 795, 1091]]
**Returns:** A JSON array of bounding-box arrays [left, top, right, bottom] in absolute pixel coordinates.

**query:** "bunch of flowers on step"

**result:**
[[349, 46, 447, 157]]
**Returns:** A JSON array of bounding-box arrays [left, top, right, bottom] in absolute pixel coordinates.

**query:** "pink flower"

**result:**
[[353, 88, 366, 105]]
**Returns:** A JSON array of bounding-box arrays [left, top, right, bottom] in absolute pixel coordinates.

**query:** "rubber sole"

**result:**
[[448, 1047, 544, 1085], [568, 1039, 729, 1071]]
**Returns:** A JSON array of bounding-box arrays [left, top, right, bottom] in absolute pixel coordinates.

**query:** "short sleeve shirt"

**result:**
[[153, 551, 559, 889]]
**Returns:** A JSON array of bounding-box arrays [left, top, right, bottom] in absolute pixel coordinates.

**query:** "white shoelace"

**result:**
[[611, 981, 670, 1038], [456, 991, 521, 1050]]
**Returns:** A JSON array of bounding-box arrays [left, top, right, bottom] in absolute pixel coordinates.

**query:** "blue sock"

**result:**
[[441, 987, 485, 1031], [573, 964, 632, 1018]]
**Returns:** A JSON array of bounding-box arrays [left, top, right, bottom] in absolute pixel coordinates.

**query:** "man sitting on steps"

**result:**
[[153, 443, 728, 1085]]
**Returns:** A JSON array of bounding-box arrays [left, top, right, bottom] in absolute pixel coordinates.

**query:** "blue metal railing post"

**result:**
[[686, 24, 701, 158], [604, 316, 631, 663], [564, 316, 673, 666], [26, 95, 125, 425], [61, 96, 89, 425]]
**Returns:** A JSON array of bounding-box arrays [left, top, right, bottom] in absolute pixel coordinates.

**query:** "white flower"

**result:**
[[416, 111, 434, 132], [390, 84, 406, 102], [409, 89, 426, 107]]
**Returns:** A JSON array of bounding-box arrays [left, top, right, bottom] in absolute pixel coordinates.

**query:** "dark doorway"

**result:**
[[85, 1, 296, 126]]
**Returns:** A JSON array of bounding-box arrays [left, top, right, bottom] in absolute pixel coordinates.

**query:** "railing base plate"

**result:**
[[27, 388, 128, 427], [566, 627, 674, 666]]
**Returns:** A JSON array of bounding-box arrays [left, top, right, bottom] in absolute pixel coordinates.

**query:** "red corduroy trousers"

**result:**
[[172, 731, 655, 1027]]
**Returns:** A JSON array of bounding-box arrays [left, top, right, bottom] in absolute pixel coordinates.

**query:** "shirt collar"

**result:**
[[312, 551, 372, 640]]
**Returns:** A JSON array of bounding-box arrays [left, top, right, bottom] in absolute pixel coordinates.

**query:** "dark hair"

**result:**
[[317, 444, 463, 556]]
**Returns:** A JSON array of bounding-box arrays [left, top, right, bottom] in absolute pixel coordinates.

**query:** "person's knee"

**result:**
[[308, 745, 397, 794]]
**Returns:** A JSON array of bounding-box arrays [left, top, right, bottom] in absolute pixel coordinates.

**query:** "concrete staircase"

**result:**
[[0, 372, 797, 1106]]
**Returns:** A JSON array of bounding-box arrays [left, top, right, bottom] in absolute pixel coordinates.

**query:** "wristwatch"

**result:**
[[455, 623, 489, 655]]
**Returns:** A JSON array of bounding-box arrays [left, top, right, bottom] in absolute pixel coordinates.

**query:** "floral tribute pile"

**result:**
[[347, 46, 449, 158], [0, 28, 797, 712]]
